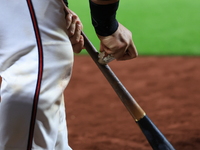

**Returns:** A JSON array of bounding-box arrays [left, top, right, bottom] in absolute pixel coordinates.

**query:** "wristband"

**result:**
[[89, 0, 119, 36]]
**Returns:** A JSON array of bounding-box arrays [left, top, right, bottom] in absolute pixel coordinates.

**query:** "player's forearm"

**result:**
[[91, 0, 119, 5]]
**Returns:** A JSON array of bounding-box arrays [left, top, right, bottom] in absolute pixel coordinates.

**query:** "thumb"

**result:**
[[99, 43, 105, 52]]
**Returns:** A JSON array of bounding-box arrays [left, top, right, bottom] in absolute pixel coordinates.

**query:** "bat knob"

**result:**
[[98, 52, 115, 65]]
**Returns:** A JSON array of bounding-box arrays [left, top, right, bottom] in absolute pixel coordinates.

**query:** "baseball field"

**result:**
[[64, 0, 200, 149]]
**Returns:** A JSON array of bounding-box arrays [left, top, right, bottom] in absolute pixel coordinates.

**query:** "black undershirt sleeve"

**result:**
[[63, 0, 68, 7]]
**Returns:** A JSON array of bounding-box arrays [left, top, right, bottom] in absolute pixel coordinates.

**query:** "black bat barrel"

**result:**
[[137, 115, 175, 150]]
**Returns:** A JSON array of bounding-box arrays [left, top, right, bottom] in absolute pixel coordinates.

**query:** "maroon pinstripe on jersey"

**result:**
[[26, 0, 44, 149]]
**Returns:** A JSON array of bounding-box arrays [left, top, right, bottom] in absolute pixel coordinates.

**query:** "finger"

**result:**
[[67, 15, 78, 37], [100, 44, 124, 59], [73, 35, 84, 53], [99, 42, 113, 55], [65, 13, 72, 29], [116, 51, 134, 61], [112, 48, 126, 60], [126, 42, 138, 58], [102, 46, 115, 55], [69, 22, 82, 45], [117, 43, 138, 61], [99, 44, 104, 52]]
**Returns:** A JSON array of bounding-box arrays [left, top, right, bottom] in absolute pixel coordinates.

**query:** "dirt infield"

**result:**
[[64, 56, 200, 150]]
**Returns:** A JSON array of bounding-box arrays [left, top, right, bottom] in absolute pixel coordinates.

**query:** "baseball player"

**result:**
[[0, 0, 137, 150]]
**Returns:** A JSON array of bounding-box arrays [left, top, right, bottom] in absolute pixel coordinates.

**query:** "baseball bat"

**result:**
[[59, 0, 175, 149], [82, 32, 175, 150]]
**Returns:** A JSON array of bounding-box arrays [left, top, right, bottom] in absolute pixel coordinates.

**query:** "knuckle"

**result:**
[[75, 38, 80, 43], [72, 14, 78, 21], [131, 51, 138, 58], [70, 36, 80, 44], [67, 31, 73, 37]]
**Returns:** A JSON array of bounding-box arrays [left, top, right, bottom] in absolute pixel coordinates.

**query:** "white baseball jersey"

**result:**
[[0, 0, 72, 150]]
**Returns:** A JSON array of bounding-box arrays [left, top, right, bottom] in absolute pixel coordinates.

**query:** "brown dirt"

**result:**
[[64, 56, 200, 150]]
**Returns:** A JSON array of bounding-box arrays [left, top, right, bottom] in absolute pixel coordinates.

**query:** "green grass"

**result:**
[[68, 0, 200, 55]]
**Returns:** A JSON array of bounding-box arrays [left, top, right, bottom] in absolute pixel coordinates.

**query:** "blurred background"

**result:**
[[68, 0, 200, 55]]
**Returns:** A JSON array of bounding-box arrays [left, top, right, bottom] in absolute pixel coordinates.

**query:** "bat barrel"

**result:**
[[137, 115, 175, 150]]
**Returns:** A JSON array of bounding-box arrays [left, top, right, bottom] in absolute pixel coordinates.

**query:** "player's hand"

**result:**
[[65, 9, 84, 53], [98, 23, 138, 61]]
